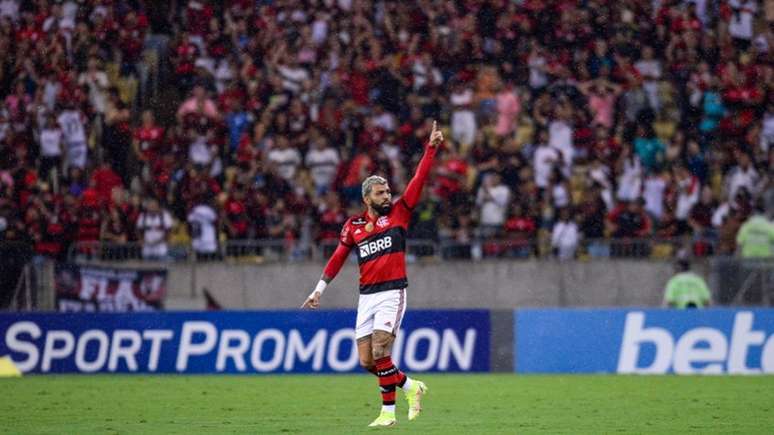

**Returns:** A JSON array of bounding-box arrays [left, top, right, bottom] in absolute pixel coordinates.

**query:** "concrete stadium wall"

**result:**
[[98, 259, 692, 310]]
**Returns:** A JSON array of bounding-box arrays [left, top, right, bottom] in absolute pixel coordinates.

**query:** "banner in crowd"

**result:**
[[54, 263, 167, 312], [0, 310, 489, 374], [515, 308, 774, 374]]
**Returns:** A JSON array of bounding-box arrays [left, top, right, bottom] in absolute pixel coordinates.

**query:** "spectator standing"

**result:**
[[726, 150, 759, 200], [450, 81, 477, 148], [101, 205, 129, 259], [305, 137, 340, 195], [136, 198, 174, 260], [728, 0, 759, 49], [132, 110, 165, 183], [736, 210, 774, 258], [475, 173, 511, 238], [548, 102, 575, 176], [188, 202, 219, 260], [267, 136, 302, 183], [495, 81, 521, 137], [103, 88, 132, 181], [78, 57, 109, 129], [616, 145, 643, 202], [634, 46, 662, 112], [533, 130, 559, 192], [37, 115, 63, 187], [57, 103, 88, 173], [633, 124, 665, 172], [551, 207, 579, 260], [674, 164, 701, 234]]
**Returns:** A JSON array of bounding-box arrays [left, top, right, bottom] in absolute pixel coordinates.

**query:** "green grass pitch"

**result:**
[[1, 374, 772, 434]]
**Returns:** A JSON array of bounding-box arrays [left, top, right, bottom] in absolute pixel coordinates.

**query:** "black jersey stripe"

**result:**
[[360, 278, 408, 294], [355, 227, 406, 265]]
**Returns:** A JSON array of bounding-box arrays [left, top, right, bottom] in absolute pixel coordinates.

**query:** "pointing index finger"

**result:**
[[432, 120, 437, 134]]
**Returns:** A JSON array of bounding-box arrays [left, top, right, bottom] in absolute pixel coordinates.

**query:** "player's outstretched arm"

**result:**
[[301, 242, 352, 309], [402, 120, 443, 209]]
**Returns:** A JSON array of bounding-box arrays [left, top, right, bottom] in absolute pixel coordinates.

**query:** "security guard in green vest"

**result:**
[[736, 212, 774, 258], [663, 259, 711, 309]]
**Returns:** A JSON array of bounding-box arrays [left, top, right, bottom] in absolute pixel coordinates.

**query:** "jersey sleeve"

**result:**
[[322, 220, 354, 281], [392, 143, 438, 226], [339, 219, 355, 247], [400, 143, 438, 211]]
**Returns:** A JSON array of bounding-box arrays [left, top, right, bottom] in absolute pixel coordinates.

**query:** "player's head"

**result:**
[[362, 175, 392, 216]]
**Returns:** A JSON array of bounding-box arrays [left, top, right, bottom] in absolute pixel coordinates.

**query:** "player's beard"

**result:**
[[373, 202, 392, 216]]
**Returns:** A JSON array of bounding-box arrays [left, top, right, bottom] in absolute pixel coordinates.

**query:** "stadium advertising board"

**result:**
[[515, 308, 774, 374], [54, 263, 167, 312], [0, 310, 489, 374]]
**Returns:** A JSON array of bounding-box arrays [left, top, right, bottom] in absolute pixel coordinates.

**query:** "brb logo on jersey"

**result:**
[[359, 236, 393, 258]]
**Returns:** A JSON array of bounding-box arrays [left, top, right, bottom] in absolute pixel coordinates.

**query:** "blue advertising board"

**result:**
[[0, 310, 489, 374], [515, 308, 774, 374]]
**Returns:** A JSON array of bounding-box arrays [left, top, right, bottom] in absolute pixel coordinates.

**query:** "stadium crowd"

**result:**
[[0, 0, 772, 261]]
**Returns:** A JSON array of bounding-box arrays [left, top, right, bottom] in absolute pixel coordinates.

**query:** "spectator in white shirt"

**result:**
[[759, 102, 774, 153], [305, 137, 340, 194], [450, 81, 477, 147], [311, 11, 329, 45], [616, 146, 643, 202], [189, 131, 217, 168], [634, 46, 662, 111], [38, 115, 63, 185], [729, 0, 758, 48], [643, 168, 669, 221], [370, 105, 396, 132], [476, 173, 511, 236], [548, 102, 574, 175], [725, 150, 759, 200], [0, 0, 19, 22], [411, 52, 443, 92], [78, 58, 109, 118], [552, 207, 579, 260], [267, 135, 302, 182], [533, 130, 560, 190], [136, 198, 174, 260], [549, 168, 571, 209], [674, 164, 701, 231], [527, 42, 548, 91], [276, 55, 310, 95], [588, 156, 614, 210], [188, 202, 219, 261]]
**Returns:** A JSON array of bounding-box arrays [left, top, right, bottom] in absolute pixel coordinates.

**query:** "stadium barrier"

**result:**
[[0, 310, 490, 374], [67, 236, 719, 263], [514, 308, 774, 374]]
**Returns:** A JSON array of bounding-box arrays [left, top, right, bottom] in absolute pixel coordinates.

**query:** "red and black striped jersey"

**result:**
[[322, 143, 438, 295], [339, 201, 413, 294]]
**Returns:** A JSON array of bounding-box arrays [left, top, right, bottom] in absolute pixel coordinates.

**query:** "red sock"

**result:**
[[374, 356, 398, 406]]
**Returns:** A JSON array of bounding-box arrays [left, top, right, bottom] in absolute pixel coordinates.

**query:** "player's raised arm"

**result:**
[[301, 222, 354, 309], [401, 120, 443, 210]]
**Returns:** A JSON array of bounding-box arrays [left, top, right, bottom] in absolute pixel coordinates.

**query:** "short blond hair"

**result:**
[[362, 175, 388, 198]]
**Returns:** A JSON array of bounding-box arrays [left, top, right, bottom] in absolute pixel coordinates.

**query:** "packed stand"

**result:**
[[0, 0, 772, 262]]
